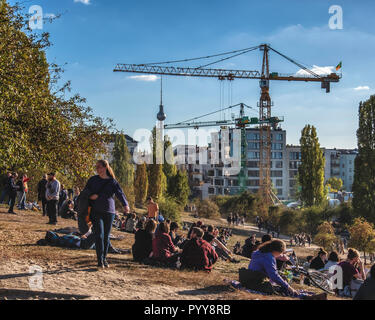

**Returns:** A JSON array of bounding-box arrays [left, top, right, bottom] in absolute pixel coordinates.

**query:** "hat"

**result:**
[[196, 221, 203, 227], [47, 172, 56, 176]]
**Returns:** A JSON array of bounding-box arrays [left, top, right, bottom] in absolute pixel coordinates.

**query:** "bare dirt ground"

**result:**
[[0, 206, 342, 300]]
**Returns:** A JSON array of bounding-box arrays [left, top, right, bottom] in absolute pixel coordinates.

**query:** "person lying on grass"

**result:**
[[180, 227, 218, 272]]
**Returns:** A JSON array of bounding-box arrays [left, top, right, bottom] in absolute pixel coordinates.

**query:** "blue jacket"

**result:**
[[85, 176, 128, 214], [248, 250, 289, 289]]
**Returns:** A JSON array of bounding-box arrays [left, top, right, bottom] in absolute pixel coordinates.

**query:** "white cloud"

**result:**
[[128, 75, 159, 82], [354, 86, 370, 91], [296, 65, 335, 76], [74, 0, 91, 5]]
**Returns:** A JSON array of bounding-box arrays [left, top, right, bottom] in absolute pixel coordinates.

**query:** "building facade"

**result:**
[[174, 129, 358, 200]]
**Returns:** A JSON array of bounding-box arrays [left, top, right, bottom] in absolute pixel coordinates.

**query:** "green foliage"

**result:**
[[335, 202, 355, 226], [352, 95, 375, 223], [163, 137, 177, 180], [0, 2, 112, 184], [213, 191, 257, 220], [268, 206, 281, 227], [134, 163, 148, 207], [147, 164, 163, 201], [278, 209, 304, 236], [159, 196, 181, 223], [348, 218, 375, 256], [326, 177, 343, 192], [111, 133, 135, 208], [314, 222, 338, 251], [167, 169, 190, 207], [302, 206, 325, 235], [298, 125, 326, 207], [196, 199, 221, 220], [111, 133, 134, 188]]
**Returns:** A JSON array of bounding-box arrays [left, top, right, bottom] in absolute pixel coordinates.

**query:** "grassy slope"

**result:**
[[0, 205, 343, 300]]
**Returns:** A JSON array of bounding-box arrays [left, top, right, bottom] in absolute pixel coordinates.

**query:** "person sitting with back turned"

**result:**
[[132, 219, 157, 263], [180, 227, 218, 272], [152, 221, 181, 266]]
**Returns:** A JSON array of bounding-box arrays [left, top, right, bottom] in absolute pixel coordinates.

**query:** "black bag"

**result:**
[[239, 268, 276, 295]]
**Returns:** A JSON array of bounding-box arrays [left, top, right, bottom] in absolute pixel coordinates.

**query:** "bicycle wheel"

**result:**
[[308, 271, 335, 295]]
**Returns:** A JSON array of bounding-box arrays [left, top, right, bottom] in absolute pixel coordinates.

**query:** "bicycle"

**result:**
[[279, 249, 336, 295]]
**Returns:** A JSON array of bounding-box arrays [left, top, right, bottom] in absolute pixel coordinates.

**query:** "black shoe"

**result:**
[[103, 259, 110, 268], [8, 211, 16, 215]]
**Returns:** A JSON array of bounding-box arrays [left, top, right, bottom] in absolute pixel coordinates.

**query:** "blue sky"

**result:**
[[11, 0, 375, 149]]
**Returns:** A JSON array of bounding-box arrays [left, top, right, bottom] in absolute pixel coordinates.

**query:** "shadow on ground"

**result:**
[[0, 289, 90, 300], [177, 285, 234, 296]]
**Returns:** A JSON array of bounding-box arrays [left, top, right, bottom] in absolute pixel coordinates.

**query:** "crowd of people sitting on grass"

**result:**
[[2, 165, 375, 300], [234, 231, 375, 300]]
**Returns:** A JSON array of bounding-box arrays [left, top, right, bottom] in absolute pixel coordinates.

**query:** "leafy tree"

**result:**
[[348, 218, 375, 264], [163, 137, 177, 180], [159, 196, 181, 223], [314, 222, 338, 251], [298, 125, 326, 207], [167, 169, 190, 207], [0, 2, 112, 185], [278, 209, 303, 236], [147, 127, 164, 200], [111, 133, 134, 187], [326, 177, 343, 192], [147, 164, 163, 201], [336, 202, 355, 226], [134, 162, 148, 207], [111, 133, 135, 208], [352, 95, 375, 223], [302, 206, 325, 235], [213, 191, 257, 219], [196, 199, 220, 219]]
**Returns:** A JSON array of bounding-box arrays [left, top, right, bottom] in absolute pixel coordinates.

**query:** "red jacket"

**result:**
[[181, 238, 218, 272], [152, 232, 177, 261]]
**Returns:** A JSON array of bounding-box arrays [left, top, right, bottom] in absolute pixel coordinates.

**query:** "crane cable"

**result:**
[[268, 46, 321, 78], [197, 46, 260, 69], [178, 103, 255, 124], [140, 45, 260, 66]]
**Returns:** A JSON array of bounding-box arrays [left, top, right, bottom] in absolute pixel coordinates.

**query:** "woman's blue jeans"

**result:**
[[91, 211, 115, 264]]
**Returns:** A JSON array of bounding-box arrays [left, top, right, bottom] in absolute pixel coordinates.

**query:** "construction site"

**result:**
[[114, 43, 343, 205]]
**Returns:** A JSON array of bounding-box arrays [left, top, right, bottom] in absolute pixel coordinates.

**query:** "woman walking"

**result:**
[[84, 160, 130, 269]]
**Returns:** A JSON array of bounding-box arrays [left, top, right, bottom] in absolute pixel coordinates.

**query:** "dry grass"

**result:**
[[0, 205, 344, 300]]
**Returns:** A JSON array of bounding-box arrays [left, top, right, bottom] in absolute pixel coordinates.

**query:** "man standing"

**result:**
[[147, 197, 159, 220], [45, 172, 61, 225], [37, 174, 48, 216], [8, 173, 19, 214]]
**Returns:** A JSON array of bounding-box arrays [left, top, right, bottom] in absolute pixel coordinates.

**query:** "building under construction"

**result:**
[[174, 129, 357, 201]]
